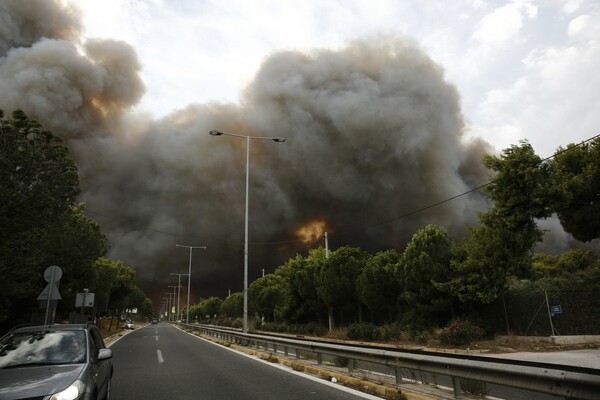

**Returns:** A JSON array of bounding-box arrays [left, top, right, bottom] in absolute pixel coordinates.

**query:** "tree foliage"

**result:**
[[442, 226, 511, 304], [220, 292, 243, 318], [402, 225, 453, 328], [0, 110, 85, 327], [357, 249, 401, 322], [480, 142, 552, 278], [275, 250, 326, 323], [316, 246, 370, 329], [248, 273, 287, 322], [549, 139, 600, 242]]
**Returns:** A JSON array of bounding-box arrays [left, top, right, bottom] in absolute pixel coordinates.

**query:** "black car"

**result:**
[[0, 322, 113, 400]]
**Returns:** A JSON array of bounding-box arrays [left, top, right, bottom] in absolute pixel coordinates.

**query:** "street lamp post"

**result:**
[[209, 129, 285, 333], [170, 273, 188, 322], [163, 295, 172, 321], [160, 300, 169, 320], [176, 244, 207, 323], [168, 285, 178, 321]]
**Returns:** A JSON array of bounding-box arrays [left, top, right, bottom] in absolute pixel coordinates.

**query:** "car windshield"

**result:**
[[0, 330, 86, 369]]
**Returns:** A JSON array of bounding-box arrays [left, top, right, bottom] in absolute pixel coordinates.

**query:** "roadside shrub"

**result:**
[[303, 322, 326, 336], [438, 320, 485, 346], [379, 323, 404, 341], [260, 322, 287, 333], [231, 319, 243, 329], [324, 328, 347, 340], [287, 322, 327, 336], [346, 322, 380, 341]]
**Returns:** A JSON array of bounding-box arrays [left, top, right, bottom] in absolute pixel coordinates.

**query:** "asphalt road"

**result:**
[[108, 323, 381, 400]]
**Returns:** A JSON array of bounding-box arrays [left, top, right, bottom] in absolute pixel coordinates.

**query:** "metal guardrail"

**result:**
[[178, 322, 600, 399]]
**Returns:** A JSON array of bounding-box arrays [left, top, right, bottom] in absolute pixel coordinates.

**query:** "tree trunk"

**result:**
[[328, 305, 335, 331], [357, 304, 363, 323]]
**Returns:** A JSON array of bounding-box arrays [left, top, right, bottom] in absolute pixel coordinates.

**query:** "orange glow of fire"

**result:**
[[295, 220, 327, 243]]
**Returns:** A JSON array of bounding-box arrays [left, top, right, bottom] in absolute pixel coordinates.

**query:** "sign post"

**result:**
[[38, 265, 62, 325]]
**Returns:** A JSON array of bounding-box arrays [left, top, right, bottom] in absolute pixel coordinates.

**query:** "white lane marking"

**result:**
[[155, 336, 159, 341], [176, 326, 381, 400], [157, 349, 164, 363]]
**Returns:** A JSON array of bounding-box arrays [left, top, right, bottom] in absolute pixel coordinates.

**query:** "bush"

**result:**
[[379, 323, 404, 341], [438, 320, 485, 346], [346, 322, 380, 341], [260, 322, 287, 333]]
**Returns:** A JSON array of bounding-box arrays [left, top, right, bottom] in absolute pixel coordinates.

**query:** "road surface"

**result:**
[[109, 323, 381, 400]]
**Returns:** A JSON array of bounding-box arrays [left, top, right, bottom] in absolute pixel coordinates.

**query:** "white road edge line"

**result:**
[[175, 325, 382, 400], [157, 349, 165, 363]]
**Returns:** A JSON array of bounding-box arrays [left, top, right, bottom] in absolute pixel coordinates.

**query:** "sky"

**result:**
[[73, 0, 600, 158], [2, 0, 599, 307]]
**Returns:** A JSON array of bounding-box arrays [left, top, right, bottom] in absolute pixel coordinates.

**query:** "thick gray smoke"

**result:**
[[1, 0, 498, 301]]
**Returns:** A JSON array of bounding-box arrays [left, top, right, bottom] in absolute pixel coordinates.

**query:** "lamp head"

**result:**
[[273, 137, 286, 143], [209, 130, 224, 136]]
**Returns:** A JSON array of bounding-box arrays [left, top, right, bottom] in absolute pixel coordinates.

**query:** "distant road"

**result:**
[[109, 323, 380, 400]]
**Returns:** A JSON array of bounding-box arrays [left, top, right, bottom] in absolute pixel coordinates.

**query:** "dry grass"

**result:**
[[97, 317, 123, 338], [324, 328, 347, 340]]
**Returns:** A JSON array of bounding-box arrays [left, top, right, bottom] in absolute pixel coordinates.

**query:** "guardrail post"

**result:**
[[284, 346, 288, 356], [348, 359, 356, 373], [451, 377, 461, 398], [395, 367, 402, 386], [317, 353, 323, 365]]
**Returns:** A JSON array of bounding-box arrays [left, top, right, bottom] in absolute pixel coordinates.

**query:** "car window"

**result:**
[[0, 330, 86, 368], [89, 328, 104, 361]]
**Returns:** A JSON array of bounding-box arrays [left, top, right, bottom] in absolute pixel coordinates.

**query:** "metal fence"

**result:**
[[484, 291, 600, 336]]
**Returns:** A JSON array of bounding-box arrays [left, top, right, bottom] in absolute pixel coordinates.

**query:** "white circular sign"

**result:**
[[43, 265, 63, 283]]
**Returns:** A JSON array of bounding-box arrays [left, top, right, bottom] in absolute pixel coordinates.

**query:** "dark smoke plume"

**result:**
[[2, 1, 495, 303]]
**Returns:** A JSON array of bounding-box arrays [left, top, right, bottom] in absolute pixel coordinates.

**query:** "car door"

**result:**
[[89, 327, 111, 398]]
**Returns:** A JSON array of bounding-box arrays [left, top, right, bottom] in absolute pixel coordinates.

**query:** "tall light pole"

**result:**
[[168, 285, 178, 321], [163, 295, 172, 321], [170, 273, 188, 322], [176, 244, 207, 323], [209, 129, 285, 333]]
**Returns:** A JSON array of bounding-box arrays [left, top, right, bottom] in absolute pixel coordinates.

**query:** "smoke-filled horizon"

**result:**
[[1, 1, 591, 307]]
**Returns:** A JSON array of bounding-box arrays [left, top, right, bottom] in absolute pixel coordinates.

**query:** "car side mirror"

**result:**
[[98, 348, 113, 361]]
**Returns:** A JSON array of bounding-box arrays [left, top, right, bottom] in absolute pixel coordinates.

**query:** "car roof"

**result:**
[[8, 323, 97, 334]]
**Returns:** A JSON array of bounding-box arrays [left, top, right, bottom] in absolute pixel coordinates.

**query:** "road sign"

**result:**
[[37, 283, 62, 300], [39, 265, 63, 325], [551, 305, 562, 316], [43, 265, 62, 283], [76, 292, 95, 307]]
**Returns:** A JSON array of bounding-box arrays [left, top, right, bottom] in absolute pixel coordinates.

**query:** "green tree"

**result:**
[[0, 110, 88, 328], [45, 204, 108, 313], [93, 258, 119, 314], [198, 297, 223, 318], [248, 273, 287, 322], [442, 226, 512, 304], [316, 246, 369, 330], [549, 139, 600, 242], [357, 249, 401, 323], [274, 249, 326, 324], [480, 142, 552, 278], [102, 259, 137, 316], [402, 225, 453, 329], [220, 292, 243, 318]]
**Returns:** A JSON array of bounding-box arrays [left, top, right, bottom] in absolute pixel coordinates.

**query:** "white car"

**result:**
[[123, 321, 135, 330]]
